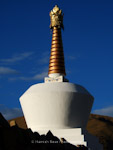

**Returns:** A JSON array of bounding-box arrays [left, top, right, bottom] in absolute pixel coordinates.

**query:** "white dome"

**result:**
[[20, 82, 94, 131]]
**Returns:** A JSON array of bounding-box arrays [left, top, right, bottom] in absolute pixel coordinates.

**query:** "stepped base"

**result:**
[[31, 128, 103, 150]]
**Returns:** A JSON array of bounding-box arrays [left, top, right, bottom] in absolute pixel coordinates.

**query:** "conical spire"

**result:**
[[48, 5, 66, 78]]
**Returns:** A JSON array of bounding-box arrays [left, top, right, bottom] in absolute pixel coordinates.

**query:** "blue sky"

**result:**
[[0, 0, 113, 119]]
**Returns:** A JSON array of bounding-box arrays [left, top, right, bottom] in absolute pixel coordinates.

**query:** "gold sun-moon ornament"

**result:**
[[50, 5, 64, 29]]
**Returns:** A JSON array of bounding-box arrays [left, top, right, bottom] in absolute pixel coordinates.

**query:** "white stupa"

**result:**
[[20, 5, 103, 150]]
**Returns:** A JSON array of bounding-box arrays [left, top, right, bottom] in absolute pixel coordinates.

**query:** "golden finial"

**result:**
[[48, 6, 66, 77], [50, 5, 64, 29]]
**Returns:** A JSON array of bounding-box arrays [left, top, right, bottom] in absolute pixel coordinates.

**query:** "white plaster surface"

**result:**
[[49, 73, 64, 78], [20, 82, 94, 130], [19, 82, 103, 149]]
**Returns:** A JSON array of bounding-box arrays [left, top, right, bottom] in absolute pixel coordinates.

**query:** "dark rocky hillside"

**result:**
[[0, 112, 88, 150], [9, 114, 113, 150], [8, 114, 113, 150], [87, 114, 113, 150], [1, 113, 113, 150]]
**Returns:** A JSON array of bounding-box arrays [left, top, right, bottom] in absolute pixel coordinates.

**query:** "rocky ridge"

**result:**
[[1, 113, 113, 150], [0, 112, 87, 150]]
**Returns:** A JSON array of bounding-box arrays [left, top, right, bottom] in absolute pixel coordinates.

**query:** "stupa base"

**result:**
[[31, 128, 103, 150]]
